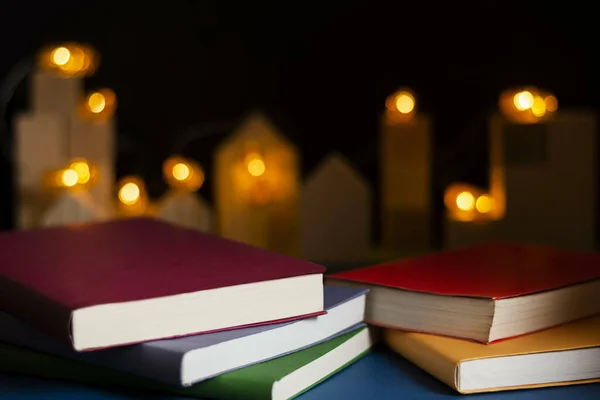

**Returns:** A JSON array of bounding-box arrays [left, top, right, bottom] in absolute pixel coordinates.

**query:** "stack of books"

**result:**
[[0, 218, 375, 399], [327, 242, 600, 394]]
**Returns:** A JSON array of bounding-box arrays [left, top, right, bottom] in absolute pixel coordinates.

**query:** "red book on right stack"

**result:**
[[326, 242, 600, 343]]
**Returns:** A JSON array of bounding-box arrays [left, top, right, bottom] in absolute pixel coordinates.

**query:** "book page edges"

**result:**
[[458, 378, 600, 394]]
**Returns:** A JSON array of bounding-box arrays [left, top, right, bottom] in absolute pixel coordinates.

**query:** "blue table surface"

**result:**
[[1, 349, 599, 399]]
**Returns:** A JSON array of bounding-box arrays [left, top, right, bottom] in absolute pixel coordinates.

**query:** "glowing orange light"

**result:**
[[246, 153, 266, 177], [80, 89, 117, 121], [385, 88, 417, 123], [395, 92, 415, 114], [68, 159, 94, 185], [116, 176, 149, 217], [162, 156, 204, 192], [51, 47, 70, 66], [475, 195, 493, 214], [39, 43, 98, 77], [60, 169, 79, 188], [545, 95, 558, 112], [456, 191, 475, 211], [513, 91, 534, 110], [172, 163, 190, 181], [531, 96, 547, 117], [87, 93, 106, 113], [499, 87, 555, 124], [119, 182, 140, 205]]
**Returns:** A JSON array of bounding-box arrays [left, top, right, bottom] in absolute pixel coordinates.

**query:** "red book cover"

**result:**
[[328, 242, 600, 299], [0, 218, 325, 347]]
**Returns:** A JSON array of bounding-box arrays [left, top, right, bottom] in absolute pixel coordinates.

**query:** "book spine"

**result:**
[[0, 276, 73, 346], [90, 345, 184, 385], [383, 330, 459, 391], [0, 312, 184, 386]]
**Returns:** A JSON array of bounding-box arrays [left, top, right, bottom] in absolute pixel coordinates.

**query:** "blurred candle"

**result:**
[[380, 88, 432, 252]]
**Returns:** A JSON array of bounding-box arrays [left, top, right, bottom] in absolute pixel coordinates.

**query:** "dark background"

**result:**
[[0, 0, 597, 244]]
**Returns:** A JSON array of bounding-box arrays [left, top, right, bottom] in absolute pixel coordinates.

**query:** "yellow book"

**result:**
[[384, 316, 600, 394]]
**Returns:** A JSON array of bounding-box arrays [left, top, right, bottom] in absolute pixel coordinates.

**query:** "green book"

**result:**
[[0, 327, 373, 400]]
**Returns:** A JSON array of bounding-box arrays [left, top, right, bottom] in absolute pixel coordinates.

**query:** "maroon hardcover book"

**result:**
[[0, 218, 325, 351]]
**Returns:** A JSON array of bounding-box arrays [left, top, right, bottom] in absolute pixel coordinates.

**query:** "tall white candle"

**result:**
[[489, 111, 596, 250], [30, 69, 82, 115], [14, 113, 69, 229], [380, 91, 432, 251]]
